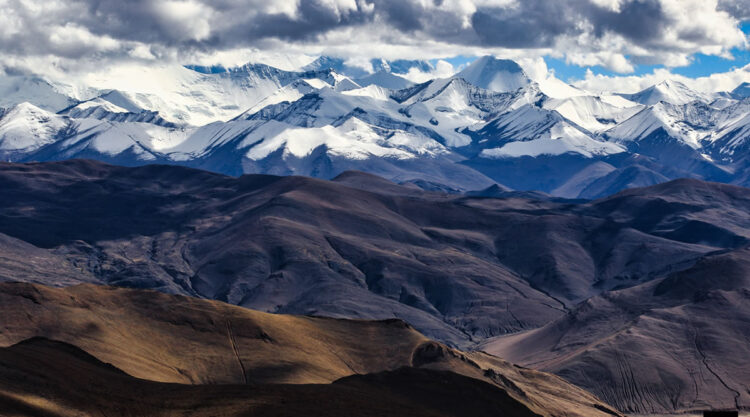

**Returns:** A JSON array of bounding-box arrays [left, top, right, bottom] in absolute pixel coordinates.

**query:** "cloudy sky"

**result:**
[[0, 0, 748, 92]]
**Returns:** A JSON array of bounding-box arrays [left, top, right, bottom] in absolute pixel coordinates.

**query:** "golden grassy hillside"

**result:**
[[0, 282, 623, 417]]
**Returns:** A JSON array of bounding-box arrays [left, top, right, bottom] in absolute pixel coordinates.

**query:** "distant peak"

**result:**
[[303, 56, 345, 72], [471, 56, 525, 73], [8, 101, 47, 114], [732, 82, 750, 98], [622, 78, 706, 105], [455, 56, 530, 93], [653, 79, 689, 90]]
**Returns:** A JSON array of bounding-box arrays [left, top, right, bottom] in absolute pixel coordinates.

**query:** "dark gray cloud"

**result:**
[[81, 0, 371, 45], [0, 0, 746, 72], [206, 2, 372, 48], [470, 1, 579, 48], [718, 0, 750, 21], [590, 0, 668, 43]]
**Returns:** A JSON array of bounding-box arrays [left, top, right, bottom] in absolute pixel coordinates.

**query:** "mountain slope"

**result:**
[[4, 161, 750, 347], [0, 56, 747, 198], [605, 101, 716, 149], [356, 71, 414, 90], [0, 339, 539, 417], [602, 101, 732, 181], [731, 82, 749, 98], [0, 160, 563, 345], [0, 339, 544, 417], [542, 95, 642, 133], [2, 161, 750, 413], [474, 104, 624, 159], [0, 103, 69, 159], [455, 56, 531, 93], [0, 282, 622, 417], [0, 76, 80, 112], [60, 90, 175, 126], [620, 80, 711, 105], [481, 246, 750, 414]]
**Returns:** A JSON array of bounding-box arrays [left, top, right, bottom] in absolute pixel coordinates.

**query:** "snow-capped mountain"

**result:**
[[542, 95, 642, 132], [61, 91, 174, 127], [0, 103, 70, 159], [0, 76, 81, 112], [475, 104, 625, 158], [605, 100, 716, 148], [455, 56, 531, 93], [704, 98, 750, 163], [356, 71, 414, 90], [1, 55, 748, 197], [732, 82, 750, 98], [64, 63, 365, 126], [620, 79, 711, 105]]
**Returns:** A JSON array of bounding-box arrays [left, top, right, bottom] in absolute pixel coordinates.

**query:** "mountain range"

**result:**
[[2, 53, 750, 416], [1, 56, 749, 197], [2, 159, 750, 413]]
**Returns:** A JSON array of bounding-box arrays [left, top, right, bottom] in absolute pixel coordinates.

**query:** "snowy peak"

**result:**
[[0, 102, 68, 155], [455, 56, 531, 93], [96, 90, 144, 113], [412, 77, 520, 116], [604, 100, 717, 148], [329, 72, 361, 92], [0, 76, 79, 112], [0, 55, 749, 198], [395, 77, 521, 147], [303, 56, 346, 72], [61, 93, 173, 127], [356, 71, 414, 90], [732, 82, 750, 98], [244, 116, 448, 164], [477, 104, 624, 158], [621, 79, 709, 105], [534, 75, 587, 99], [543, 95, 643, 133]]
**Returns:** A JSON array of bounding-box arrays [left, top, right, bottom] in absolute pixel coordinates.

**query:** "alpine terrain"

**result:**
[[3, 0, 750, 413], [1, 56, 749, 197]]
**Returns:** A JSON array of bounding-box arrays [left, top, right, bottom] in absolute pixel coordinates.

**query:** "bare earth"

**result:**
[[0, 282, 623, 417]]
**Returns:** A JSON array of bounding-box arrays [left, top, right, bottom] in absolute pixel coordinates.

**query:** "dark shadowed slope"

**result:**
[[2, 160, 750, 347], [0, 338, 540, 417], [0, 282, 621, 417], [482, 246, 750, 414]]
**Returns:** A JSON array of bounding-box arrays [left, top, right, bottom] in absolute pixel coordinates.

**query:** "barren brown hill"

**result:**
[[3, 160, 750, 413], [3, 160, 750, 346], [0, 282, 621, 417], [482, 246, 750, 414], [0, 338, 541, 417]]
